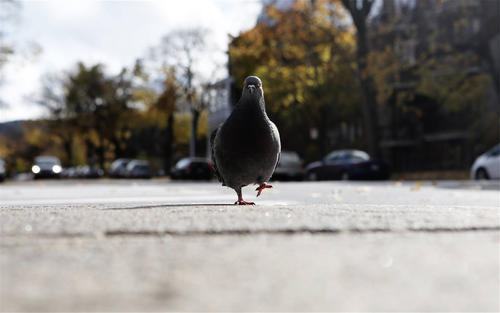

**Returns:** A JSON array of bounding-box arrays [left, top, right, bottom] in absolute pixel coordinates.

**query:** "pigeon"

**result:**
[[211, 76, 281, 205]]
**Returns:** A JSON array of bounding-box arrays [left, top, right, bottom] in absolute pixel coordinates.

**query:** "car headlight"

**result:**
[[32, 165, 41, 174], [52, 165, 62, 173]]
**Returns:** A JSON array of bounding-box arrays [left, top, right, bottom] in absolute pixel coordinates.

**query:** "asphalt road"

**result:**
[[1, 179, 499, 311]]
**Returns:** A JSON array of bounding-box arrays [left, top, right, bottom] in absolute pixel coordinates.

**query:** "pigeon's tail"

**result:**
[[210, 126, 224, 185]]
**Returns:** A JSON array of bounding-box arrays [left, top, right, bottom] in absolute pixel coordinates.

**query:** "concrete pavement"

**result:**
[[1, 180, 499, 311]]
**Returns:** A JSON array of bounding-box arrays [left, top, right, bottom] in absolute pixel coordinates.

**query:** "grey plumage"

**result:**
[[211, 76, 281, 204]]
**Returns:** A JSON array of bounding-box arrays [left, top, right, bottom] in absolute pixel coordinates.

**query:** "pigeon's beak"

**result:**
[[247, 85, 256, 94]]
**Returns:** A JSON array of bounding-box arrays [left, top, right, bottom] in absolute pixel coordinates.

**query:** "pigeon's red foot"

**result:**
[[255, 183, 273, 197], [234, 199, 255, 205]]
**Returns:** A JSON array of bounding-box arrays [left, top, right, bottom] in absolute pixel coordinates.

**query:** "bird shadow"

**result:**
[[102, 203, 236, 211]]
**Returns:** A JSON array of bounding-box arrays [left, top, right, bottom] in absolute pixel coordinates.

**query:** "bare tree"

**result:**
[[155, 67, 180, 173], [0, 0, 20, 108], [37, 74, 65, 116], [0, 0, 41, 109], [36, 73, 76, 164], [153, 27, 215, 157]]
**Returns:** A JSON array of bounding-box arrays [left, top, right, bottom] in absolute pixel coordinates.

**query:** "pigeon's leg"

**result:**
[[234, 188, 255, 205], [255, 182, 273, 197]]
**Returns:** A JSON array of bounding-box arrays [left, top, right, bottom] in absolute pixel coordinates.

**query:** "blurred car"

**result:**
[[76, 165, 104, 179], [109, 158, 133, 178], [471, 143, 500, 180], [126, 160, 152, 179], [61, 167, 77, 178], [272, 151, 304, 181], [0, 158, 6, 182], [171, 157, 213, 180], [305, 149, 390, 181], [32, 156, 62, 179]]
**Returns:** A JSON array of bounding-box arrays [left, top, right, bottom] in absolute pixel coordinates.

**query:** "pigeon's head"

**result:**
[[242, 76, 263, 97]]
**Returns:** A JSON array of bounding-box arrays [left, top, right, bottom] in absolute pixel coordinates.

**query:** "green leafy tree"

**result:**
[[39, 63, 137, 169]]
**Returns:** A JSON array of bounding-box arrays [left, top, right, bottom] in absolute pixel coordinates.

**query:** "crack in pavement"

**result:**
[[1, 225, 499, 242], [103, 226, 500, 237]]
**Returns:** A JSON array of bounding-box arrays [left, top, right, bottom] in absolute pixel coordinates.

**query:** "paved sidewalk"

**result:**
[[1, 181, 499, 311]]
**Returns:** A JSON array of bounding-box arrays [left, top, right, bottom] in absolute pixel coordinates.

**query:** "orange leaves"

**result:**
[[229, 0, 358, 116]]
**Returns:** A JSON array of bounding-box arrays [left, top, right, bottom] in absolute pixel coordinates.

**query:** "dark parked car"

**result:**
[[126, 160, 153, 179], [77, 165, 104, 179], [109, 158, 133, 178], [61, 167, 76, 178], [272, 151, 304, 181], [171, 157, 213, 180], [305, 150, 390, 181], [0, 158, 5, 182], [32, 156, 63, 179]]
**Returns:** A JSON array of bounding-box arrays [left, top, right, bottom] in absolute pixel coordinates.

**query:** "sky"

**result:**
[[0, 0, 263, 122]]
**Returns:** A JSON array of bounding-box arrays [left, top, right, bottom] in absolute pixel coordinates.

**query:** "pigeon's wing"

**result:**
[[274, 151, 281, 173], [210, 126, 224, 184], [270, 121, 281, 174]]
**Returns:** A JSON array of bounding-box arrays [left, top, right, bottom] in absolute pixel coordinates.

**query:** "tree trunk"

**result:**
[[341, 0, 381, 158], [62, 136, 73, 166], [85, 139, 96, 166], [318, 105, 329, 156], [96, 121, 105, 170], [165, 112, 174, 174], [190, 108, 200, 157], [356, 19, 380, 158], [55, 119, 73, 166], [111, 136, 123, 160]]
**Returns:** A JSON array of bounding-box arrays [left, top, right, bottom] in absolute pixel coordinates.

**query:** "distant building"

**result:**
[[206, 77, 234, 158], [370, 0, 500, 171]]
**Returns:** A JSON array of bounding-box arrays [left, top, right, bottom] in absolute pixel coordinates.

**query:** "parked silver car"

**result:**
[[272, 151, 304, 181], [126, 160, 152, 179], [109, 158, 133, 178]]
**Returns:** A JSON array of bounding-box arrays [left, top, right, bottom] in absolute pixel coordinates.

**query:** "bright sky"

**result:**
[[0, 0, 263, 122]]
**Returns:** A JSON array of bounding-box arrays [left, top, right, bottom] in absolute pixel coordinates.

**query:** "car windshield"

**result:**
[[176, 158, 191, 169], [281, 152, 300, 163], [325, 150, 370, 162], [35, 157, 60, 165], [111, 159, 130, 170], [325, 151, 342, 161], [37, 161, 58, 166], [487, 144, 500, 156], [348, 151, 370, 161]]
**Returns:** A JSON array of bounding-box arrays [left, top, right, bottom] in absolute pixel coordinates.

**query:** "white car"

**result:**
[[471, 144, 500, 180]]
